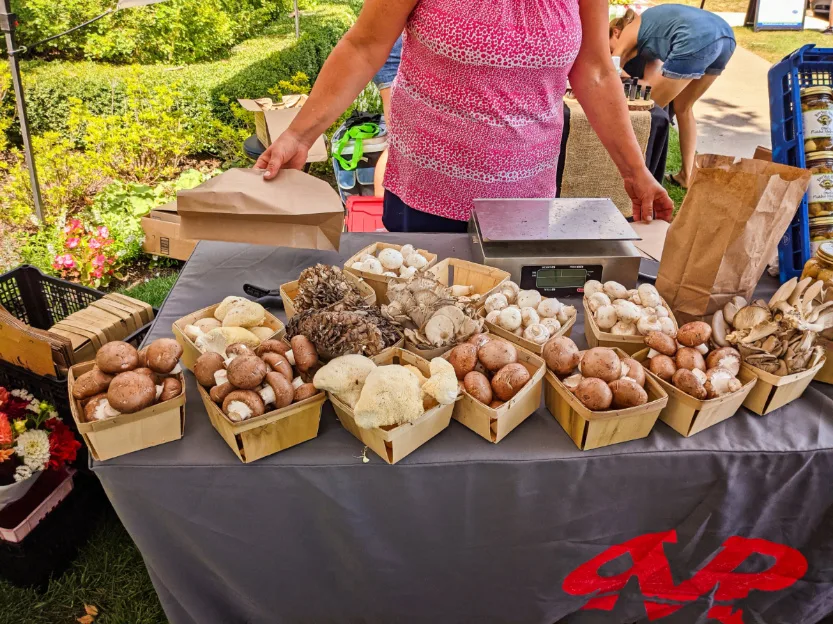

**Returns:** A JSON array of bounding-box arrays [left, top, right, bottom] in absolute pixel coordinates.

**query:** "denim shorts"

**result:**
[[372, 36, 403, 90], [662, 36, 736, 80]]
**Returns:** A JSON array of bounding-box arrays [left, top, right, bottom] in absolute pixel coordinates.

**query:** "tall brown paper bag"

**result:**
[[655, 155, 810, 323]]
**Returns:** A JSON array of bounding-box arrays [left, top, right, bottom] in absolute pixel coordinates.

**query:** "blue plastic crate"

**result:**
[[769, 44, 833, 283]]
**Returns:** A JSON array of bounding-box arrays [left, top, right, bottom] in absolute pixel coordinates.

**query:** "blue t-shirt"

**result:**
[[636, 5, 734, 62]]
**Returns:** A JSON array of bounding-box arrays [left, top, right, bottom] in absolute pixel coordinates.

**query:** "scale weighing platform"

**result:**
[[469, 198, 642, 296]]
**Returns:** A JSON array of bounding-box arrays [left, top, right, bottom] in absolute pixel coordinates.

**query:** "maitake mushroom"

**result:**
[[713, 277, 829, 376], [295, 264, 367, 313]]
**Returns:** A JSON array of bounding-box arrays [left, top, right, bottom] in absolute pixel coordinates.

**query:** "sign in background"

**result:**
[[753, 0, 806, 31]]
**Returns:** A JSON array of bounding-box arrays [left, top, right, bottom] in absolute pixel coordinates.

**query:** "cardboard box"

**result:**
[[238, 97, 328, 162], [141, 202, 198, 261], [177, 168, 344, 251]]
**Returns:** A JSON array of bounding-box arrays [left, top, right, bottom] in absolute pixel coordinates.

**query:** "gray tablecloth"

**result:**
[[93, 234, 833, 624]]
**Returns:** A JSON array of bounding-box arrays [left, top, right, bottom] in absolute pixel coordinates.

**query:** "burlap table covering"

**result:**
[[560, 98, 652, 217]]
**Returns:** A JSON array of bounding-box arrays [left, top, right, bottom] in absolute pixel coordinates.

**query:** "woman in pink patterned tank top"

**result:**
[[256, 0, 672, 232]]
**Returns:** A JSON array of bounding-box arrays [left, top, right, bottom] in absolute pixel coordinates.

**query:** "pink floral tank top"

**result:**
[[384, 0, 582, 222]]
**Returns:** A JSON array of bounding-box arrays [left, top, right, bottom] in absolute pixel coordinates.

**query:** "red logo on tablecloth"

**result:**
[[563, 530, 807, 623]]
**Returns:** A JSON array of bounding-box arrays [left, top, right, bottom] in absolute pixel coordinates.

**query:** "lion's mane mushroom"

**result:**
[[194, 352, 225, 387], [222, 390, 265, 422], [255, 340, 290, 358], [259, 372, 294, 409], [72, 367, 114, 400], [96, 341, 140, 374], [107, 372, 156, 414], [313, 354, 377, 408], [145, 338, 183, 374], [84, 395, 121, 423], [422, 357, 459, 405], [159, 377, 183, 402], [353, 365, 424, 429], [290, 335, 318, 373], [226, 355, 268, 390]]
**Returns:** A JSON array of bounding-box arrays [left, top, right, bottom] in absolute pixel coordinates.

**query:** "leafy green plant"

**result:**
[[268, 72, 312, 99], [51, 218, 121, 288]]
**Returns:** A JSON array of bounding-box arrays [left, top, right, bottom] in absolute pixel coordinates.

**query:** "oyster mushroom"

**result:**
[[425, 315, 456, 347]]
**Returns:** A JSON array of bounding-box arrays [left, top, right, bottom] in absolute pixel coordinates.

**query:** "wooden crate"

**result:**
[[279, 271, 376, 320], [816, 343, 833, 385], [172, 303, 285, 371], [741, 358, 827, 416], [198, 384, 325, 463], [445, 341, 546, 443], [344, 242, 438, 304], [632, 349, 758, 437], [329, 348, 454, 464], [68, 361, 185, 461], [427, 258, 510, 304], [583, 298, 678, 356], [478, 308, 576, 355], [544, 348, 667, 450]]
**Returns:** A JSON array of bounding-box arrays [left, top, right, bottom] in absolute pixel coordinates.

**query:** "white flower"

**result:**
[[14, 429, 50, 472], [27, 398, 39, 413], [49, 411, 58, 419], [13, 466, 33, 482]]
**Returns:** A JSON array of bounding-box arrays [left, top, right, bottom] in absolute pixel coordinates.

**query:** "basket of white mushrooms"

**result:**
[[582, 280, 678, 355], [481, 281, 577, 355], [345, 242, 438, 303]]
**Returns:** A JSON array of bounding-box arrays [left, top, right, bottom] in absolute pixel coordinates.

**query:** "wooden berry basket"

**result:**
[[279, 271, 376, 321], [478, 308, 576, 355], [544, 348, 667, 450], [329, 348, 454, 464], [582, 298, 678, 356], [198, 384, 325, 464], [427, 258, 510, 305], [68, 361, 186, 461], [172, 303, 285, 372], [344, 242, 438, 304], [741, 357, 827, 416], [444, 341, 546, 443], [632, 349, 758, 437]]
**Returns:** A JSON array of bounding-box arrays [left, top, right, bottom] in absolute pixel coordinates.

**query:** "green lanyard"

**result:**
[[333, 123, 380, 171]]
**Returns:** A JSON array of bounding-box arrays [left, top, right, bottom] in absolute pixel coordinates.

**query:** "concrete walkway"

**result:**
[[694, 45, 773, 158]]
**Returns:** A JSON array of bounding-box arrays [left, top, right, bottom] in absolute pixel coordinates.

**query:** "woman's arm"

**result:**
[[256, 0, 416, 178], [611, 21, 639, 65], [569, 0, 673, 222]]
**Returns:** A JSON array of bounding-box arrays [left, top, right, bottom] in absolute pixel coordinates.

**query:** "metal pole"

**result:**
[[294, 0, 300, 38], [1, 0, 43, 222]]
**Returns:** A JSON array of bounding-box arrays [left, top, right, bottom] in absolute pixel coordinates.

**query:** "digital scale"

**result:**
[[468, 198, 642, 296]]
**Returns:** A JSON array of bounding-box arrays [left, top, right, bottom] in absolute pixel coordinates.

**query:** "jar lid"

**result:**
[[801, 86, 833, 97], [810, 216, 833, 227], [806, 151, 833, 162], [819, 241, 833, 263]]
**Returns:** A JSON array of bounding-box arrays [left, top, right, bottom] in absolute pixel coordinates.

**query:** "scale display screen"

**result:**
[[535, 268, 587, 289], [520, 264, 604, 294]]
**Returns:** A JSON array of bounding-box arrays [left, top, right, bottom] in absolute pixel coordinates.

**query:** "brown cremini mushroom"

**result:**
[[222, 390, 265, 421], [255, 340, 290, 358], [83, 394, 120, 423], [96, 341, 140, 374], [259, 371, 294, 409], [293, 383, 318, 402], [676, 347, 706, 372], [72, 367, 114, 400], [194, 352, 226, 388], [137, 347, 149, 368], [159, 377, 182, 402], [210, 382, 234, 404], [225, 343, 254, 357], [226, 355, 268, 389], [645, 331, 677, 357], [145, 338, 183, 374], [262, 352, 293, 382], [290, 336, 319, 373], [107, 371, 156, 413]]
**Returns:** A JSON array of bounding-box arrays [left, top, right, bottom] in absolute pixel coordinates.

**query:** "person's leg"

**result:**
[[670, 74, 720, 187], [825, 8, 833, 34], [643, 74, 690, 109], [374, 87, 392, 197]]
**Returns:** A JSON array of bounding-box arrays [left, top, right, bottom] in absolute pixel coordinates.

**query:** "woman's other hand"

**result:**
[[624, 168, 674, 222], [254, 131, 310, 180]]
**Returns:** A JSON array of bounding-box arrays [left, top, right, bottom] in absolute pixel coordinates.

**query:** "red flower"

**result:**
[[4, 396, 29, 420], [45, 418, 80, 470], [0, 413, 11, 446], [0, 387, 9, 409]]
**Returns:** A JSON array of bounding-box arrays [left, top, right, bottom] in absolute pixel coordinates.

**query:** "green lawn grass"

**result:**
[[663, 127, 687, 214], [121, 274, 180, 309], [651, 0, 750, 12], [732, 26, 831, 64]]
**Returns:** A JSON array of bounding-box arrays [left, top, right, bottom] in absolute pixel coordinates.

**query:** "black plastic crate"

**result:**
[[0, 472, 110, 589]]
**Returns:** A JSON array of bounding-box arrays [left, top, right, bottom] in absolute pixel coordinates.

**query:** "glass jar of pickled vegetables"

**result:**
[[806, 152, 833, 218], [802, 241, 833, 285], [810, 217, 833, 255], [802, 87, 833, 154]]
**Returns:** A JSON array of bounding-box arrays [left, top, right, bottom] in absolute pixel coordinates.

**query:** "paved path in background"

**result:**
[[693, 39, 773, 158]]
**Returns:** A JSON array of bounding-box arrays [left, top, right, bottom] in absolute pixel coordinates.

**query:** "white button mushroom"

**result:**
[[498, 307, 522, 331], [399, 244, 415, 259], [611, 321, 639, 336], [537, 298, 563, 319], [637, 314, 663, 335], [638, 284, 662, 309], [520, 307, 540, 328], [485, 293, 509, 314], [360, 257, 384, 275], [583, 280, 603, 297], [523, 324, 551, 345], [654, 305, 669, 319], [556, 305, 577, 324], [603, 281, 629, 301], [378, 248, 404, 271], [587, 292, 612, 313], [405, 252, 429, 270], [485, 310, 501, 324], [499, 281, 520, 304], [517, 290, 542, 309], [594, 305, 618, 330], [540, 317, 562, 336], [399, 266, 417, 279], [382, 271, 398, 278], [658, 317, 677, 337], [613, 300, 642, 324], [351, 262, 365, 271]]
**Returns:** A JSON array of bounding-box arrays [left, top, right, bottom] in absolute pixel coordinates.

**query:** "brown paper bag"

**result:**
[[655, 155, 810, 322], [177, 168, 343, 251]]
